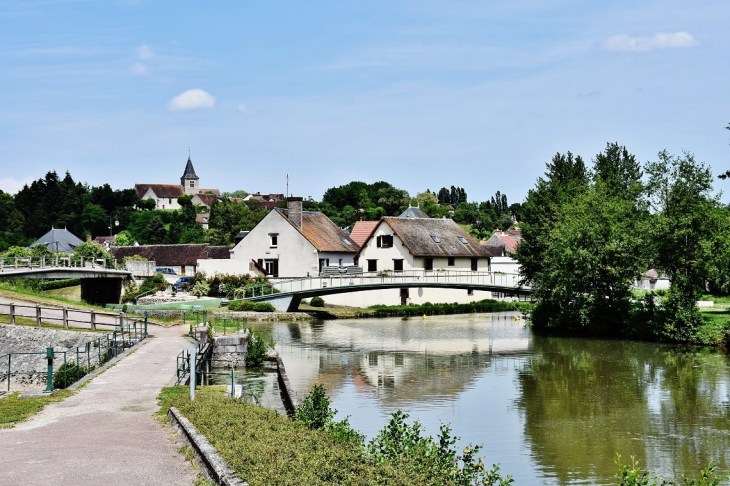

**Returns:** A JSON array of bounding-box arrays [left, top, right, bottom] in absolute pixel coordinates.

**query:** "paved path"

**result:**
[[0, 325, 197, 485]]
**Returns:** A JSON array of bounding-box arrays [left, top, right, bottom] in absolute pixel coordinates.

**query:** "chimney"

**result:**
[[287, 196, 303, 230]]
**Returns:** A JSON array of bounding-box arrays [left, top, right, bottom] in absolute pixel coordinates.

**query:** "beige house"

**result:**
[[197, 197, 359, 278], [135, 155, 220, 210]]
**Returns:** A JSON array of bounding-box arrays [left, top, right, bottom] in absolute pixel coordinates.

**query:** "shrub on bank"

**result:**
[[310, 296, 325, 307], [370, 299, 531, 317], [227, 300, 275, 312]]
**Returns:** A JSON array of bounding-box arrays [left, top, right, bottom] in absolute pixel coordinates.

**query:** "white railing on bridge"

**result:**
[[0, 255, 117, 273], [243, 270, 527, 298]]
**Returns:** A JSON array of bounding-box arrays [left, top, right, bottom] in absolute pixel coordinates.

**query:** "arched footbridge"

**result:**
[[233, 270, 533, 311]]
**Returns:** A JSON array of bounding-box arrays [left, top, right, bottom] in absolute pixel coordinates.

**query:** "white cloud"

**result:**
[[167, 89, 216, 110], [130, 62, 148, 75], [237, 103, 249, 112], [0, 176, 34, 194], [604, 32, 699, 52], [136, 44, 154, 60]]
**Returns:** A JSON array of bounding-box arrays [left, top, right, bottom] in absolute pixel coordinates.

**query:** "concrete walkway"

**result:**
[[0, 325, 197, 485]]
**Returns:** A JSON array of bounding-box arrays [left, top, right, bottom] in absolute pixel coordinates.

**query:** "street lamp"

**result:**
[[109, 210, 120, 238]]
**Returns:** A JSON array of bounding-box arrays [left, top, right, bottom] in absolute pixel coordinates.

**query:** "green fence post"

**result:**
[[144, 311, 148, 337], [7, 354, 12, 393], [231, 364, 235, 398], [45, 347, 54, 392]]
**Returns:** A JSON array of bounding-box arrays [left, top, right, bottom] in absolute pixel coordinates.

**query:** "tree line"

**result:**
[[517, 142, 730, 343]]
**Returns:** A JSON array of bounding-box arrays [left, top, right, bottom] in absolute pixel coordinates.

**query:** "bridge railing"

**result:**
[[238, 270, 526, 299], [0, 255, 117, 273]]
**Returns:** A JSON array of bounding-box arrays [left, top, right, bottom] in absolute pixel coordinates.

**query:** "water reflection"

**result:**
[[249, 314, 730, 485]]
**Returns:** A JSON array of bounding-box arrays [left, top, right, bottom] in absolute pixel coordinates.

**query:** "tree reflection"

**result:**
[[516, 336, 730, 484]]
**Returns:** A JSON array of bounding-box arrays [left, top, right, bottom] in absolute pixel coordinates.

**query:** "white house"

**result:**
[[480, 228, 521, 275], [324, 216, 502, 307], [198, 197, 359, 278]]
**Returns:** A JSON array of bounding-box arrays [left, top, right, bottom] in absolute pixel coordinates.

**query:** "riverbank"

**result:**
[[157, 386, 428, 485]]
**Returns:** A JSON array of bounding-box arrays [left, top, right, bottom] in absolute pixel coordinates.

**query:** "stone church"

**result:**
[[134, 156, 220, 210]]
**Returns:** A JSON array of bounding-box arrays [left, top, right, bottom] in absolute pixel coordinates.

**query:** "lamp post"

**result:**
[[109, 210, 120, 238]]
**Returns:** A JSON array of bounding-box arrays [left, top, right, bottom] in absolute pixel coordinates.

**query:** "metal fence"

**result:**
[[236, 270, 527, 298], [0, 317, 148, 393], [183, 309, 247, 336], [0, 255, 117, 272], [175, 339, 236, 397]]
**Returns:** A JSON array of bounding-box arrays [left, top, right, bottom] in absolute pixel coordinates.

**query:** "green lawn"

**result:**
[[0, 390, 75, 428]]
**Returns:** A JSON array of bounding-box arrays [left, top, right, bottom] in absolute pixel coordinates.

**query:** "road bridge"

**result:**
[[236, 270, 532, 311], [0, 256, 132, 304]]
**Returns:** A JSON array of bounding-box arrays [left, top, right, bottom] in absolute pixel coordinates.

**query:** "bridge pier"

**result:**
[[80, 278, 123, 305], [267, 295, 303, 312]]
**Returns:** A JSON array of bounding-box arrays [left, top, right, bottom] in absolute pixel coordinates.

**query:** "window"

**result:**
[[269, 233, 278, 248], [264, 259, 279, 277], [168, 198, 172, 204], [471, 258, 478, 271], [189, 181, 194, 188], [338, 258, 343, 266], [367, 259, 378, 272], [431, 235, 441, 243], [448, 257, 455, 266], [458, 236, 468, 244], [377, 235, 394, 248], [393, 259, 404, 271], [425, 258, 434, 271]]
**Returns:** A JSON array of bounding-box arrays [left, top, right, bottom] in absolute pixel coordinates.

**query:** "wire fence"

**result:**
[[0, 317, 148, 394]]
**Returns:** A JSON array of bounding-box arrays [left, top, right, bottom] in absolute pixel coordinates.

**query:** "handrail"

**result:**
[[0, 255, 120, 274], [228, 270, 529, 301]]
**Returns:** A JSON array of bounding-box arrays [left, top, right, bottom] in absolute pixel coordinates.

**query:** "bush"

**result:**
[[295, 384, 364, 447], [245, 331, 268, 367], [37, 278, 81, 291], [310, 296, 326, 307], [53, 361, 89, 389], [228, 301, 275, 312], [369, 299, 531, 317], [190, 280, 210, 298]]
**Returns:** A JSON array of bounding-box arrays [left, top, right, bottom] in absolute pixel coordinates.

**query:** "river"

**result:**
[[248, 312, 730, 485]]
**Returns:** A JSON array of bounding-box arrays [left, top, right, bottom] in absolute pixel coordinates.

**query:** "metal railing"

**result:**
[[0, 317, 148, 393], [233, 270, 527, 299], [184, 309, 247, 337], [175, 338, 236, 397], [0, 255, 117, 273]]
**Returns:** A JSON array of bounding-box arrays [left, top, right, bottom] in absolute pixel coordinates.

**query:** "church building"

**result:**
[[134, 155, 220, 210]]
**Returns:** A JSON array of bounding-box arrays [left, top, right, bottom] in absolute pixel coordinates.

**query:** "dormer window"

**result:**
[[431, 235, 441, 243]]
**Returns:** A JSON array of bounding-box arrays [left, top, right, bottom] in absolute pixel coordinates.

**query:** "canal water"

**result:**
[[248, 312, 730, 485]]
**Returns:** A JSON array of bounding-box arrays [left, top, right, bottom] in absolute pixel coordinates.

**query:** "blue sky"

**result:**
[[1, 1, 729, 204]]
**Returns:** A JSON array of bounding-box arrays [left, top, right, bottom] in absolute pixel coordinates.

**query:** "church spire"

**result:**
[[181, 152, 200, 194]]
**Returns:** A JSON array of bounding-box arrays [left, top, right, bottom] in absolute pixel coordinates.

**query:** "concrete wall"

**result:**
[[491, 256, 520, 274], [197, 259, 252, 277], [323, 287, 508, 307]]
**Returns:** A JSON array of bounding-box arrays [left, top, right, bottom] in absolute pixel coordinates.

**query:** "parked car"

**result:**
[[156, 267, 177, 275], [173, 276, 192, 291]]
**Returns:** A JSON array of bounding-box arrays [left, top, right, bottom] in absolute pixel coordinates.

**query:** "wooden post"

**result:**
[[90, 310, 97, 331], [9, 303, 15, 325], [36, 305, 42, 327], [62, 307, 69, 329]]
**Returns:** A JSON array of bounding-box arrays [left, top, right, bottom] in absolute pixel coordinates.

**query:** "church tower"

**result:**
[[181, 155, 200, 195]]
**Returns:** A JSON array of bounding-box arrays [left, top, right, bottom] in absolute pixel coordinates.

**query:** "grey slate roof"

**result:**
[[29, 227, 84, 253], [181, 156, 199, 180], [399, 206, 430, 218], [357, 217, 500, 258]]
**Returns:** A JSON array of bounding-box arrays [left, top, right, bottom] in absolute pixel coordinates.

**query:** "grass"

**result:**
[[43, 285, 81, 301], [0, 313, 107, 332], [699, 309, 730, 345], [157, 386, 430, 485], [0, 389, 75, 428]]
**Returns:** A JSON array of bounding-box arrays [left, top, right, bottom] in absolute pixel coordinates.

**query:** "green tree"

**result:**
[[208, 199, 266, 245], [73, 240, 110, 260], [644, 150, 725, 341], [81, 203, 108, 237], [376, 186, 410, 216], [114, 230, 132, 246], [517, 151, 589, 286], [145, 216, 167, 244]]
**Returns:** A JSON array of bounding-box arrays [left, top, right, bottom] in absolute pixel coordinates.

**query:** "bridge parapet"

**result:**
[[0, 255, 117, 274]]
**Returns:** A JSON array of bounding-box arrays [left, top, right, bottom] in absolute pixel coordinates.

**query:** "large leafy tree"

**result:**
[[208, 198, 267, 245], [517, 151, 589, 286], [644, 150, 726, 341]]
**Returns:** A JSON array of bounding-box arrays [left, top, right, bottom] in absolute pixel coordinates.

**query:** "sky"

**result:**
[[1, 0, 729, 203]]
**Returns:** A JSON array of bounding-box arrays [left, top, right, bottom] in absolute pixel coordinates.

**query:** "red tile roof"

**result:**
[[350, 221, 379, 247]]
